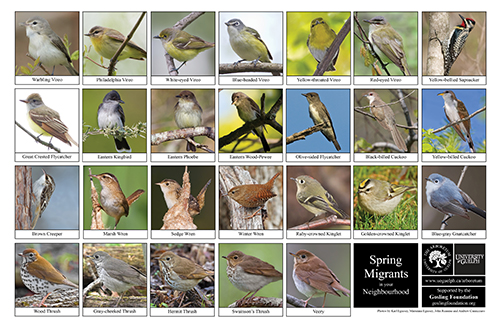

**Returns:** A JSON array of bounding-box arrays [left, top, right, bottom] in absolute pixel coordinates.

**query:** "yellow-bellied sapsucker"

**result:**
[[442, 14, 476, 76]]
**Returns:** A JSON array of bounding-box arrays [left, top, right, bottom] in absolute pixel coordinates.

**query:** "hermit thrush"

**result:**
[[222, 250, 282, 306], [226, 172, 281, 219], [158, 251, 213, 306], [290, 249, 350, 307], [18, 248, 78, 306], [87, 251, 147, 306], [156, 178, 211, 217]]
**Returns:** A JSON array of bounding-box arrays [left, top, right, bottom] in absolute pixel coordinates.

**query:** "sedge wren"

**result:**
[[31, 168, 55, 230], [90, 173, 144, 229], [156, 178, 211, 217]]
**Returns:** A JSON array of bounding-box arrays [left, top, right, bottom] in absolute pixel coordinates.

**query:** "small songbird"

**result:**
[[222, 250, 282, 306], [20, 93, 79, 147], [31, 168, 56, 229], [226, 172, 281, 219], [291, 175, 349, 221], [153, 28, 214, 72], [425, 173, 485, 221], [437, 90, 475, 152], [358, 178, 416, 216], [290, 249, 350, 307], [87, 251, 147, 307], [231, 92, 270, 152], [307, 17, 339, 72], [225, 18, 273, 65], [18, 248, 78, 306], [363, 91, 407, 152], [20, 16, 78, 76], [97, 90, 131, 153], [364, 16, 411, 76], [174, 90, 203, 152], [157, 251, 213, 306], [301, 92, 341, 150], [156, 178, 211, 217], [85, 26, 147, 61], [90, 172, 145, 229]]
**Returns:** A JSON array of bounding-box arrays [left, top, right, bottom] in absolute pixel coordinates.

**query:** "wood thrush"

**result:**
[[18, 248, 78, 306], [290, 249, 350, 307], [87, 251, 146, 307], [222, 250, 282, 306]]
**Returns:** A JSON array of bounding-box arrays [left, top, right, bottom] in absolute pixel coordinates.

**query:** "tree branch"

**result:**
[[286, 122, 329, 145], [313, 16, 351, 76], [219, 62, 283, 75], [108, 12, 146, 75], [432, 106, 485, 134], [289, 215, 350, 230], [15, 121, 61, 153], [151, 126, 215, 153]]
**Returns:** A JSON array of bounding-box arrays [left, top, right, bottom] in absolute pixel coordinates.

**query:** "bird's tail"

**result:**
[[391, 127, 407, 152]]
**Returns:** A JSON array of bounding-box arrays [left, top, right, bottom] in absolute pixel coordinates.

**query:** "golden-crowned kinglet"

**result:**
[[358, 178, 415, 215]]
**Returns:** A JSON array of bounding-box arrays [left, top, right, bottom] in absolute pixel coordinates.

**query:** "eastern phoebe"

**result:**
[[174, 90, 203, 152]]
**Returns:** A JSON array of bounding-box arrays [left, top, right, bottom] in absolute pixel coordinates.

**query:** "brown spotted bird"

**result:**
[[223, 250, 282, 306], [18, 248, 78, 306]]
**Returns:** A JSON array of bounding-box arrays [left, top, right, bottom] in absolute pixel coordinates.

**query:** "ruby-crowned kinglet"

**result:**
[[225, 18, 272, 65], [358, 178, 415, 215], [291, 175, 349, 221], [20, 16, 78, 76], [307, 17, 339, 72], [153, 28, 214, 72], [85, 26, 147, 61]]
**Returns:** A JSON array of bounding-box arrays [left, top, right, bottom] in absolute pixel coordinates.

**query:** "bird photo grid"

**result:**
[[11, 5, 491, 323]]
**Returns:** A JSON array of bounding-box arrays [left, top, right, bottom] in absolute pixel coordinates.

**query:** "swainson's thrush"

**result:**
[[18, 248, 78, 306], [87, 251, 147, 307], [158, 251, 213, 306], [290, 249, 350, 307], [222, 250, 282, 306]]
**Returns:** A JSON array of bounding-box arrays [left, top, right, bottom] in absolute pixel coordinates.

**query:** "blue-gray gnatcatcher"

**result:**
[[425, 173, 486, 221]]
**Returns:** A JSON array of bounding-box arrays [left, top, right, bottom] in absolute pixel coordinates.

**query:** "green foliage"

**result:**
[[353, 166, 417, 230]]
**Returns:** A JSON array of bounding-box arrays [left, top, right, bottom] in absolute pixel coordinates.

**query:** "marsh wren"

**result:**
[[156, 178, 211, 217], [90, 173, 144, 229], [31, 168, 55, 229]]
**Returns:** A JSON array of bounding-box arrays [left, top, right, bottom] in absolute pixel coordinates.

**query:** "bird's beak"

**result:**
[[222, 255, 227, 259]]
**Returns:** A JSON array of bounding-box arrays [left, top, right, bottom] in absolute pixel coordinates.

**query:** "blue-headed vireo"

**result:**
[[225, 18, 273, 65]]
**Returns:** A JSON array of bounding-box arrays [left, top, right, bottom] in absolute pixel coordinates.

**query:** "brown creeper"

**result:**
[[31, 169, 55, 229]]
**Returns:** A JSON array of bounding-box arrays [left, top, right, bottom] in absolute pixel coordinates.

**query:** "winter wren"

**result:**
[[227, 172, 281, 209]]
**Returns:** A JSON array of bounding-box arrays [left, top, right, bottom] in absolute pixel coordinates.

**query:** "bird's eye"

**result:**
[[366, 188, 370, 192], [29, 253, 35, 258], [300, 254, 306, 259], [234, 21, 240, 26], [32, 21, 38, 25], [299, 179, 305, 184], [166, 257, 171, 261], [233, 255, 238, 260], [94, 255, 100, 259]]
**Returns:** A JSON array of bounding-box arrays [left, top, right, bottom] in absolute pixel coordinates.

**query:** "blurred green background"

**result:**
[[219, 89, 283, 153], [353, 166, 418, 230], [287, 12, 351, 76], [287, 243, 350, 308], [83, 12, 147, 76], [83, 165, 148, 230], [219, 243, 282, 307], [151, 166, 215, 230], [82, 89, 147, 153], [354, 12, 418, 76], [151, 89, 215, 153], [152, 12, 215, 76]]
